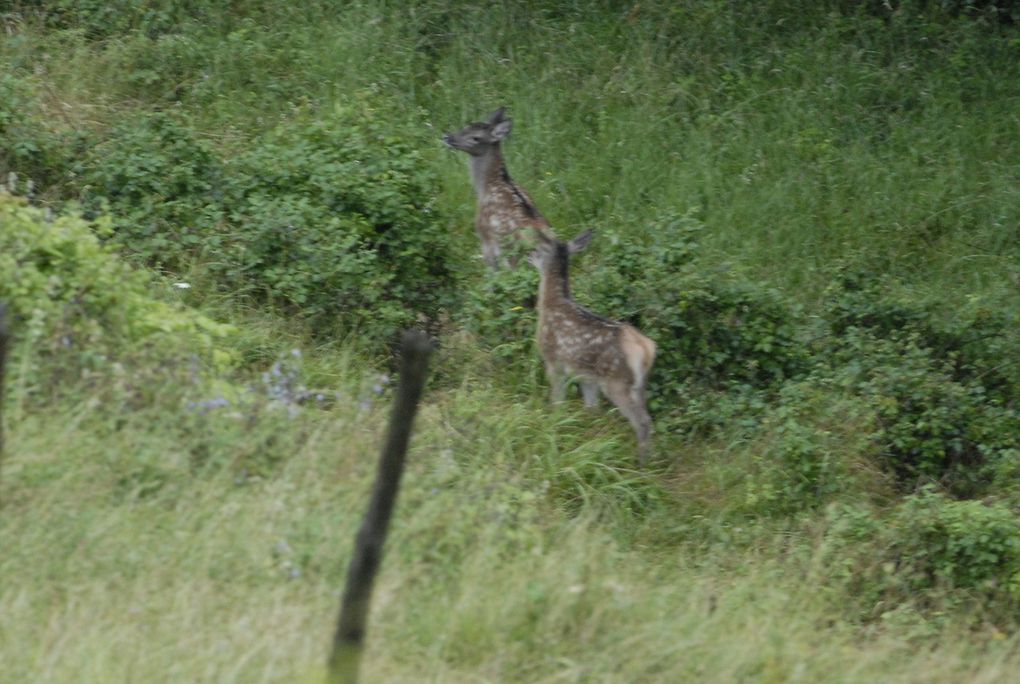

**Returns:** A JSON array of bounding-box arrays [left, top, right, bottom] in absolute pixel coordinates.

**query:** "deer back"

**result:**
[[539, 298, 652, 387]]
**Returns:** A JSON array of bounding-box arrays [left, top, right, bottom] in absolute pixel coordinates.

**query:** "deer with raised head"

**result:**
[[528, 228, 657, 464], [442, 107, 551, 268]]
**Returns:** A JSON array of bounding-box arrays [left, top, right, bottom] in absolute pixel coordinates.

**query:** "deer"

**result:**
[[528, 228, 657, 464], [442, 107, 551, 268]]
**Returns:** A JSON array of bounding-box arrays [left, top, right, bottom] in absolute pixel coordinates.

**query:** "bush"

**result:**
[[77, 104, 457, 343], [821, 275, 1020, 494], [14, 0, 206, 40], [578, 212, 808, 417], [826, 271, 1020, 403], [454, 264, 539, 368], [80, 112, 225, 266], [221, 106, 455, 340], [821, 489, 1020, 621], [0, 193, 235, 398], [739, 382, 878, 516], [0, 74, 86, 197]]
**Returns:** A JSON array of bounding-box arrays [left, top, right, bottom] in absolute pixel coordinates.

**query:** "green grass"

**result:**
[[2, 1, 1020, 681], [5, 2, 1018, 302], [3, 369, 1020, 683]]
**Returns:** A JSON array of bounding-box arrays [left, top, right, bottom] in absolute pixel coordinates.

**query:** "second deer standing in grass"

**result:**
[[529, 228, 656, 464]]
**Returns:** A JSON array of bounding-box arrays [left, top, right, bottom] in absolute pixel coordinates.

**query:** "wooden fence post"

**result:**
[[327, 330, 433, 684]]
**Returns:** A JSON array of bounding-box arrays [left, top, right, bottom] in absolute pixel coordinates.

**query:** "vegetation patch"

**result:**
[[68, 103, 458, 341], [0, 193, 235, 401]]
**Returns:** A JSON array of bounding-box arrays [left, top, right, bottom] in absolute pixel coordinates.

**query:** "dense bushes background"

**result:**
[[0, 193, 235, 403], [75, 106, 456, 340], [0, 95, 457, 342]]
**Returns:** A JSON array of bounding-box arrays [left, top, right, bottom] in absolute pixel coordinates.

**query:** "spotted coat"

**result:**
[[442, 107, 551, 268], [530, 230, 657, 464]]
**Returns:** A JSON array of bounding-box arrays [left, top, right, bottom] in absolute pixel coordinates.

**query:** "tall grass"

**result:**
[[3, 372, 1020, 683], [4, 1, 1018, 303]]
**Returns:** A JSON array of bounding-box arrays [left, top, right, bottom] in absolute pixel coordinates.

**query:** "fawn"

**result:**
[[528, 228, 657, 464], [442, 107, 551, 268]]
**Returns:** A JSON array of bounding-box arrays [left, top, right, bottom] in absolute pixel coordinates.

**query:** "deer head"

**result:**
[[441, 107, 513, 157], [528, 228, 593, 282]]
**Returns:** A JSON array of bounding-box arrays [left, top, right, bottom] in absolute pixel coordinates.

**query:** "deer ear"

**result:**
[[488, 107, 507, 124], [490, 118, 512, 140], [568, 228, 594, 254]]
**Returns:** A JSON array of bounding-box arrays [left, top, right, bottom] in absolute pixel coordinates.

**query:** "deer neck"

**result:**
[[538, 252, 572, 315], [468, 147, 508, 200]]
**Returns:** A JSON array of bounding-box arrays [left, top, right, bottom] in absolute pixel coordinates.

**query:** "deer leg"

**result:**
[[481, 238, 501, 269], [602, 380, 653, 466], [629, 383, 653, 466], [546, 363, 567, 403], [580, 379, 600, 409]]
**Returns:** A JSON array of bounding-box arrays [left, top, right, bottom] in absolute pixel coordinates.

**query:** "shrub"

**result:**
[[826, 271, 1020, 403], [0, 193, 235, 398], [454, 264, 539, 368], [821, 489, 1020, 621], [16, 0, 203, 40], [76, 104, 457, 343], [0, 74, 86, 196], [821, 275, 1020, 494], [739, 382, 878, 516], [578, 212, 808, 417], [80, 111, 225, 266], [0, 74, 44, 180], [220, 106, 456, 340]]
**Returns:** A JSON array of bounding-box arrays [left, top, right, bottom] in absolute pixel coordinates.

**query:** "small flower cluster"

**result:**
[[357, 372, 390, 412], [1, 171, 35, 198], [186, 348, 332, 419]]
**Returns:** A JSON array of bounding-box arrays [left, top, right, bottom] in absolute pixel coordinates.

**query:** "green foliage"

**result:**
[[831, 333, 1017, 493], [842, 0, 1020, 24], [3, 1, 1020, 672], [0, 73, 86, 196], [579, 213, 808, 415], [81, 112, 224, 264], [0, 193, 235, 396], [820, 276, 1020, 494], [454, 264, 538, 367], [539, 437, 668, 525], [221, 106, 455, 340], [826, 272, 1019, 402], [17, 0, 211, 40], [76, 105, 456, 342], [0, 74, 43, 176], [823, 489, 1020, 620], [740, 383, 876, 516]]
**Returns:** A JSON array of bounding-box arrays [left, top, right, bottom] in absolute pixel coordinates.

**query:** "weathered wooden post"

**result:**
[[327, 330, 433, 684]]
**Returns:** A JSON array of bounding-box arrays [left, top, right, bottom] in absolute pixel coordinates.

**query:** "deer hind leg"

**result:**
[[601, 379, 653, 466], [481, 238, 501, 268], [580, 378, 600, 409], [546, 362, 567, 403]]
